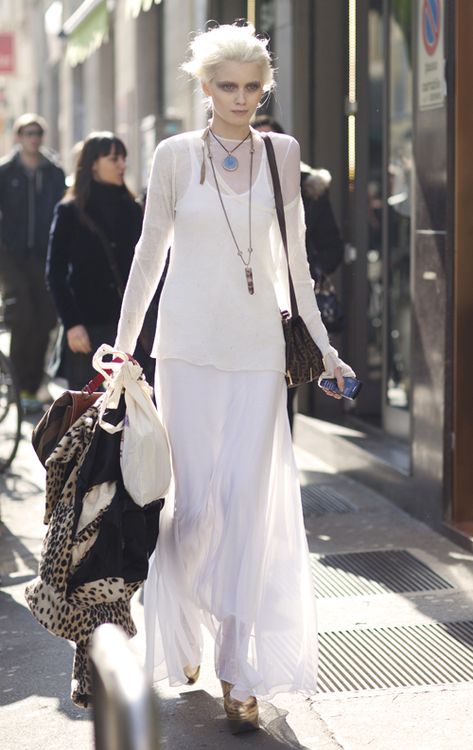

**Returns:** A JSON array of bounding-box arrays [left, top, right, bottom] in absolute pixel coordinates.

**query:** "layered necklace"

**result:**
[[203, 127, 256, 295]]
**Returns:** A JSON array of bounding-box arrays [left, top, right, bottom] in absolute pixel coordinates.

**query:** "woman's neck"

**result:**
[[209, 114, 252, 141]]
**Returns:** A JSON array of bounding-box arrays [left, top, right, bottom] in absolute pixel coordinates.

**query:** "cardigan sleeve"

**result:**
[[46, 202, 83, 330], [279, 138, 355, 378], [115, 139, 175, 355]]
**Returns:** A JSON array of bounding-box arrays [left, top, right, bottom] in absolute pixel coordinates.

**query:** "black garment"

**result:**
[[0, 149, 65, 392], [0, 149, 65, 261], [46, 181, 143, 331], [301, 174, 344, 279], [0, 253, 57, 392], [46, 182, 150, 386], [69, 395, 162, 594]]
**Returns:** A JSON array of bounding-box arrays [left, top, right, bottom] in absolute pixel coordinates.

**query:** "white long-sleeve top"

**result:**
[[115, 129, 353, 378]]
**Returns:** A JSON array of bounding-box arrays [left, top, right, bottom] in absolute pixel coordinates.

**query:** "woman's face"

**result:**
[[92, 147, 126, 186], [202, 61, 264, 129]]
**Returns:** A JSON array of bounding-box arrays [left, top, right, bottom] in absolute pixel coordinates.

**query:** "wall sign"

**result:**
[[418, 0, 445, 110], [0, 34, 14, 74]]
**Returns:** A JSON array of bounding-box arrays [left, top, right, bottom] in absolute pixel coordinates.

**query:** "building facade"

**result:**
[[2, 0, 472, 546]]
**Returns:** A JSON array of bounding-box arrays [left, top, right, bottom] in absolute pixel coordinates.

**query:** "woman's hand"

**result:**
[[320, 365, 345, 400], [67, 324, 92, 354]]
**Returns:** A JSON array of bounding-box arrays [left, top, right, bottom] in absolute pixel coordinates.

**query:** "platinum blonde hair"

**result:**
[[182, 22, 275, 92]]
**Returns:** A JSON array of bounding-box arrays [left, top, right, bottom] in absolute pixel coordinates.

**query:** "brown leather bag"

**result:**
[[32, 375, 104, 467]]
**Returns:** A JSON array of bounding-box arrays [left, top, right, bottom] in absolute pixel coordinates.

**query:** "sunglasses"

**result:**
[[21, 129, 44, 137]]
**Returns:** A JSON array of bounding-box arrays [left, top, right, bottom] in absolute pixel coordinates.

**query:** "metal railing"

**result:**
[[90, 624, 161, 750]]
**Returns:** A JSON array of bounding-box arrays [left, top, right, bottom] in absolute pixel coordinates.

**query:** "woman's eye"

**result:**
[[247, 83, 260, 92]]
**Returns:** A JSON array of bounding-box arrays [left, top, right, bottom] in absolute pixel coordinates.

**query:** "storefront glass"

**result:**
[[386, 0, 412, 410], [367, 2, 384, 391]]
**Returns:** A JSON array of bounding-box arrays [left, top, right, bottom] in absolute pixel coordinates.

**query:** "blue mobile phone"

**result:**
[[319, 376, 363, 400]]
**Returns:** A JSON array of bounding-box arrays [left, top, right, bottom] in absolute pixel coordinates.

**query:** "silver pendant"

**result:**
[[223, 154, 238, 171], [245, 267, 255, 295]]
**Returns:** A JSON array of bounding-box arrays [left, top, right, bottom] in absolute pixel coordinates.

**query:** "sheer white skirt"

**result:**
[[144, 360, 318, 701]]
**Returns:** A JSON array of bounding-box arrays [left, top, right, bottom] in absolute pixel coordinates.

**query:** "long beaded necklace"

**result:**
[[209, 129, 251, 171], [206, 130, 256, 295]]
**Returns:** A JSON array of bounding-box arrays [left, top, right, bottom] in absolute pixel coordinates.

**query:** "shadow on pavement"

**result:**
[[0, 467, 44, 503], [0, 521, 39, 581], [0, 589, 90, 722], [156, 688, 311, 749]]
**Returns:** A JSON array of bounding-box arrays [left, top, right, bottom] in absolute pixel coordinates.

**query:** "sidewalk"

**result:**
[[1, 413, 473, 749]]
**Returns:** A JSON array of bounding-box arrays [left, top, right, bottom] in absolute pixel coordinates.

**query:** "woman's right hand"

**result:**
[[67, 324, 92, 354]]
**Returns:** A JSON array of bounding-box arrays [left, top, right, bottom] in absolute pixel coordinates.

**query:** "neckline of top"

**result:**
[[197, 137, 268, 198], [206, 127, 262, 143]]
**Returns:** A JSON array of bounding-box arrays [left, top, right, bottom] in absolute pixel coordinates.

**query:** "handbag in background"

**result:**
[[315, 274, 344, 333]]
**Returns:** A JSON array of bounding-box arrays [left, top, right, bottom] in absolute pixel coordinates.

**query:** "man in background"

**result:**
[[0, 113, 65, 412]]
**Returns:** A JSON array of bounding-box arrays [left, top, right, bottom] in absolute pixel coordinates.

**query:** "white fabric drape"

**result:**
[[144, 361, 318, 701]]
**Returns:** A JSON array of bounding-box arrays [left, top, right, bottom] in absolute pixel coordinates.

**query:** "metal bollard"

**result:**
[[90, 624, 160, 750]]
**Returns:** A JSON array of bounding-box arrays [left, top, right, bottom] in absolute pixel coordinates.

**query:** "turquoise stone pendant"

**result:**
[[223, 154, 238, 171]]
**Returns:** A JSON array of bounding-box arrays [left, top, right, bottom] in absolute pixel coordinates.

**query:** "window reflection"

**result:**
[[367, 3, 384, 394], [387, 0, 412, 410]]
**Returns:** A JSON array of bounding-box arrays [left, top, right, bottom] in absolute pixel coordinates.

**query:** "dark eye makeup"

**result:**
[[217, 81, 261, 92]]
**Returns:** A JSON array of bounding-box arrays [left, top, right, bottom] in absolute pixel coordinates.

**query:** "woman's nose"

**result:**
[[235, 88, 246, 104]]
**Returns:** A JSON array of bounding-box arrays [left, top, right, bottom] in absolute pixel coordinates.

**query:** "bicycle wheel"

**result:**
[[0, 351, 22, 472]]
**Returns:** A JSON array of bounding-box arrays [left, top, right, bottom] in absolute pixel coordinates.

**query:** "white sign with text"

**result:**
[[418, 0, 445, 110]]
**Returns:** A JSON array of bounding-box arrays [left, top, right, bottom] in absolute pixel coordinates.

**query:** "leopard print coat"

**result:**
[[25, 402, 161, 708]]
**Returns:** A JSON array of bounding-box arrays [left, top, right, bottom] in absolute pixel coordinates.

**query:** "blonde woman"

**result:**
[[115, 22, 355, 733]]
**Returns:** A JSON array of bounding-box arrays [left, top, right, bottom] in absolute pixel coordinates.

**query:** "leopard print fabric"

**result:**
[[25, 404, 143, 708]]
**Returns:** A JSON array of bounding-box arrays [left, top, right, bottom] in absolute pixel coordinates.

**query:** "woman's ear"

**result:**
[[201, 80, 211, 97]]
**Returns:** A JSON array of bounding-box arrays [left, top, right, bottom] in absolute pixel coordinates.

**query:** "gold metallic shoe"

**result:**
[[220, 680, 259, 734], [183, 664, 200, 684]]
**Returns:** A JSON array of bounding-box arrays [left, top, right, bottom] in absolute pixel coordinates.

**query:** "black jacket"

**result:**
[[301, 168, 344, 279], [0, 149, 65, 260], [46, 181, 143, 331]]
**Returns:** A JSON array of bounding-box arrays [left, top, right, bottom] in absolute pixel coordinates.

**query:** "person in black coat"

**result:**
[[253, 115, 345, 429], [0, 113, 65, 411], [46, 132, 150, 389]]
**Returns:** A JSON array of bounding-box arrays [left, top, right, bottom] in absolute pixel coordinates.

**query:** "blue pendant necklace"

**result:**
[[209, 129, 251, 171]]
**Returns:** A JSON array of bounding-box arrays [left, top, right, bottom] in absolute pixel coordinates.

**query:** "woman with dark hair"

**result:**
[[46, 132, 148, 388]]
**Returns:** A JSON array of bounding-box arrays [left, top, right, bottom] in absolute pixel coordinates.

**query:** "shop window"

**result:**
[[386, 0, 412, 410]]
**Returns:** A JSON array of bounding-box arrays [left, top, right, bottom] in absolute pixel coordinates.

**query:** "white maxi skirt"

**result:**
[[144, 360, 318, 701]]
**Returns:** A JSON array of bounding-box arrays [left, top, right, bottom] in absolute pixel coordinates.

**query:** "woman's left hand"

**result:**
[[320, 365, 344, 399]]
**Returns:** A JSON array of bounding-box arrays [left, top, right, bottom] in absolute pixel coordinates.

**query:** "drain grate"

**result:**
[[301, 484, 357, 516], [318, 620, 473, 692], [311, 549, 454, 598]]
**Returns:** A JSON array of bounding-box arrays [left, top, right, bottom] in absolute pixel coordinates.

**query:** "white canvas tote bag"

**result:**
[[92, 345, 171, 506]]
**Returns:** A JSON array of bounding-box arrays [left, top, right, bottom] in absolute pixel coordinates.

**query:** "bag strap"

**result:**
[[262, 134, 299, 318], [82, 352, 131, 395], [91, 220, 153, 354]]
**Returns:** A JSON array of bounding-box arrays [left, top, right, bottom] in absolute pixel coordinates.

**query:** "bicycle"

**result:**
[[0, 302, 23, 473]]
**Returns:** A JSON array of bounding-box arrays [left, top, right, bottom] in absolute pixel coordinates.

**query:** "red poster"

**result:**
[[0, 34, 14, 74]]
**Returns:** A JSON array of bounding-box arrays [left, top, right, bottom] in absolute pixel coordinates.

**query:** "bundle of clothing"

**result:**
[[25, 395, 162, 707]]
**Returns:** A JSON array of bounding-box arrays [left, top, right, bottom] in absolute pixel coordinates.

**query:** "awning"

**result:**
[[126, 0, 162, 20], [64, 0, 109, 67]]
